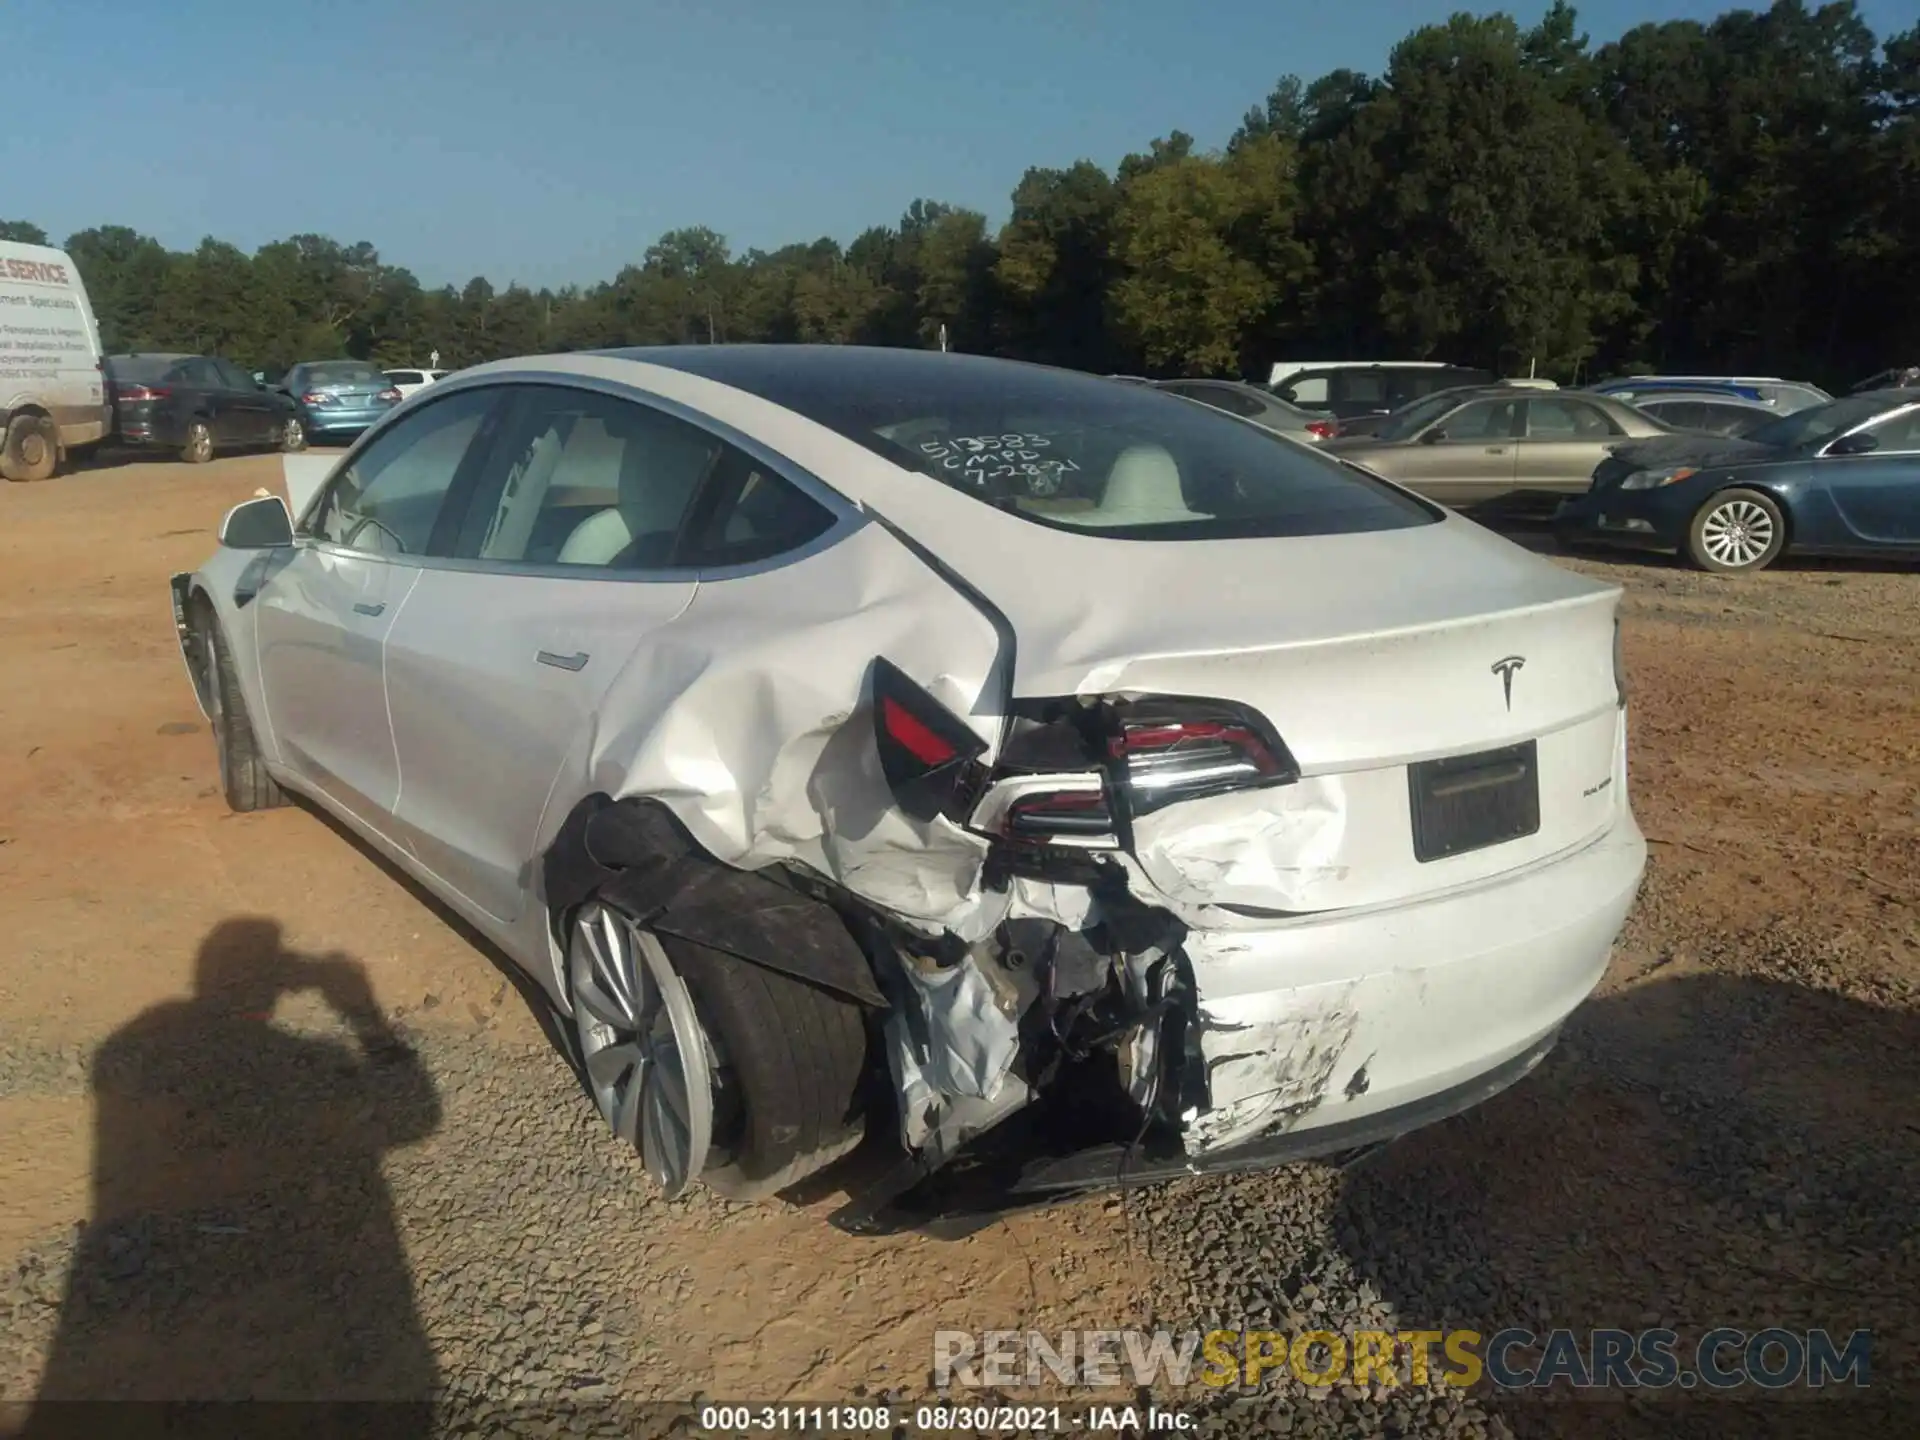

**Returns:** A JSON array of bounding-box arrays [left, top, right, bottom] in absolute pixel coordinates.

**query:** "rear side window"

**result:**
[[1525, 398, 1622, 438], [679, 450, 836, 567], [1335, 372, 1386, 407]]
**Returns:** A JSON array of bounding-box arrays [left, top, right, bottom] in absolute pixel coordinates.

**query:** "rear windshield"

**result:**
[[107, 355, 187, 383], [386, 370, 423, 384], [1375, 390, 1473, 441], [301, 361, 387, 386], [633, 349, 1436, 540]]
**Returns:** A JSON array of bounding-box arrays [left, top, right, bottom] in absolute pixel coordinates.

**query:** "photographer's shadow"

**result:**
[[23, 918, 442, 1415]]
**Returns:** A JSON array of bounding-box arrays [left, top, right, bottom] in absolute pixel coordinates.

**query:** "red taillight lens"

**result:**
[[302, 391, 332, 406], [114, 383, 169, 401], [880, 695, 957, 767], [871, 658, 989, 823], [377, 387, 402, 403], [1106, 703, 1298, 816], [1305, 420, 1339, 440]]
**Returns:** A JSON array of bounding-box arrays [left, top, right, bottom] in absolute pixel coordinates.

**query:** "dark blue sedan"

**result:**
[[1555, 390, 1920, 574]]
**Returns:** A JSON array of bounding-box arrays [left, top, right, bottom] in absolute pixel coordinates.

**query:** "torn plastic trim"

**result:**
[[542, 793, 890, 1010]]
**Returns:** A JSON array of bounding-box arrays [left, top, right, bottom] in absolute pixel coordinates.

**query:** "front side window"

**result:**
[[451, 387, 721, 569], [634, 351, 1433, 540], [1858, 406, 1920, 452], [1435, 398, 1523, 441], [306, 389, 498, 555], [212, 357, 255, 391]]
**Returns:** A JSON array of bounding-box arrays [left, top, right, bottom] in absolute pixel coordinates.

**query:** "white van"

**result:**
[[0, 240, 109, 481]]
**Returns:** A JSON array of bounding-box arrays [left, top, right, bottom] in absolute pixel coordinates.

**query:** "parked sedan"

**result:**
[[106, 353, 303, 462], [1149, 378, 1334, 440], [170, 346, 1643, 1232], [278, 359, 403, 445], [1556, 389, 1920, 573], [1325, 387, 1671, 509]]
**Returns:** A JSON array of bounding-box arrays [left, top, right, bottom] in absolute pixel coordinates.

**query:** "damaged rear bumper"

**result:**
[[1180, 810, 1645, 1152], [835, 812, 1645, 1235]]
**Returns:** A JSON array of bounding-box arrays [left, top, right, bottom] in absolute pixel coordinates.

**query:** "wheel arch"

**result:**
[[540, 792, 891, 1016]]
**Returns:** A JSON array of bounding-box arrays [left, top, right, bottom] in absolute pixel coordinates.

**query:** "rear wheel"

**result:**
[[1686, 487, 1785, 574], [193, 601, 285, 812], [1, 414, 58, 482], [280, 416, 307, 452], [564, 898, 867, 1201], [182, 419, 215, 465]]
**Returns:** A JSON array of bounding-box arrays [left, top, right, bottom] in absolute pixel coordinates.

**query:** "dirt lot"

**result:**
[[1, 453, 1916, 1434]]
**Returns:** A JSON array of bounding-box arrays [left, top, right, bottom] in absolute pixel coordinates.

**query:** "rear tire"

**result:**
[[194, 601, 285, 812], [563, 898, 868, 1203], [1, 414, 59, 482], [182, 419, 215, 465], [280, 416, 307, 453], [671, 935, 868, 1200]]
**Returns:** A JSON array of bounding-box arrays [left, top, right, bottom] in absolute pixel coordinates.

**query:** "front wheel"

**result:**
[[194, 602, 285, 812], [1, 414, 58, 482], [1686, 488, 1785, 574]]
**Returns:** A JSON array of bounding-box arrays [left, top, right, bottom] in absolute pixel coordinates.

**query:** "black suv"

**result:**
[[1269, 363, 1494, 422]]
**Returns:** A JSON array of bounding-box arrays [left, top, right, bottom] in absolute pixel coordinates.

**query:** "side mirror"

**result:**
[[1827, 431, 1879, 457], [1420, 428, 1448, 445], [219, 495, 294, 549]]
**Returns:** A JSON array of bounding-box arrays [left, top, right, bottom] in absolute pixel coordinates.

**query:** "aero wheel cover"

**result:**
[[1700, 498, 1776, 569], [568, 903, 715, 1199]]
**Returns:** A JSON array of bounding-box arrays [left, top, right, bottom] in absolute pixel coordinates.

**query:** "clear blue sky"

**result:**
[[9, 0, 1911, 292]]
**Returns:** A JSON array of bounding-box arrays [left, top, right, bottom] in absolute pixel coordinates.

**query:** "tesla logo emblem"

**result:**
[[1491, 655, 1526, 711]]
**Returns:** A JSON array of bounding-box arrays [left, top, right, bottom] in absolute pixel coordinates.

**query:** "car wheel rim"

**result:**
[[19, 429, 48, 467], [568, 901, 714, 1199], [285, 419, 305, 450], [1701, 499, 1773, 567], [189, 425, 210, 461]]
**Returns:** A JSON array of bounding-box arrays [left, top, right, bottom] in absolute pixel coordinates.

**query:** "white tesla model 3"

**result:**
[[170, 346, 1645, 1234]]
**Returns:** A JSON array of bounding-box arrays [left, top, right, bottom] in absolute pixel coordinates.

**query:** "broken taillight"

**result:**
[[980, 695, 1299, 846], [1107, 704, 1296, 815], [870, 657, 989, 824]]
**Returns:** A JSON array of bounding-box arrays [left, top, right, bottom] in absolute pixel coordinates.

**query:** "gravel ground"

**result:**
[[2, 466, 1917, 1436]]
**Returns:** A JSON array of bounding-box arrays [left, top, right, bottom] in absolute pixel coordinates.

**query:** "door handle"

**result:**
[[1485, 446, 1508, 455], [537, 650, 589, 672], [352, 601, 385, 616]]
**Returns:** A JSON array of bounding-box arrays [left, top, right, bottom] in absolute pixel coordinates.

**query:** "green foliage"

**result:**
[[13, 3, 1914, 387]]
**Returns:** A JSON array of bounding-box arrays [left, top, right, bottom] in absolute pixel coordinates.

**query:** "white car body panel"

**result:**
[[171, 349, 1645, 1191]]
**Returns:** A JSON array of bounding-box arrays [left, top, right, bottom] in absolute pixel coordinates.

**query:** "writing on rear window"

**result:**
[[918, 433, 1080, 490]]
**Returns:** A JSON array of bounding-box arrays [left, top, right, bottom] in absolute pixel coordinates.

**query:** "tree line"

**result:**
[[4, 2, 1915, 390]]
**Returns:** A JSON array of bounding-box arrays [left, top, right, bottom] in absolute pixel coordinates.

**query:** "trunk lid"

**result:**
[[918, 510, 1627, 913]]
